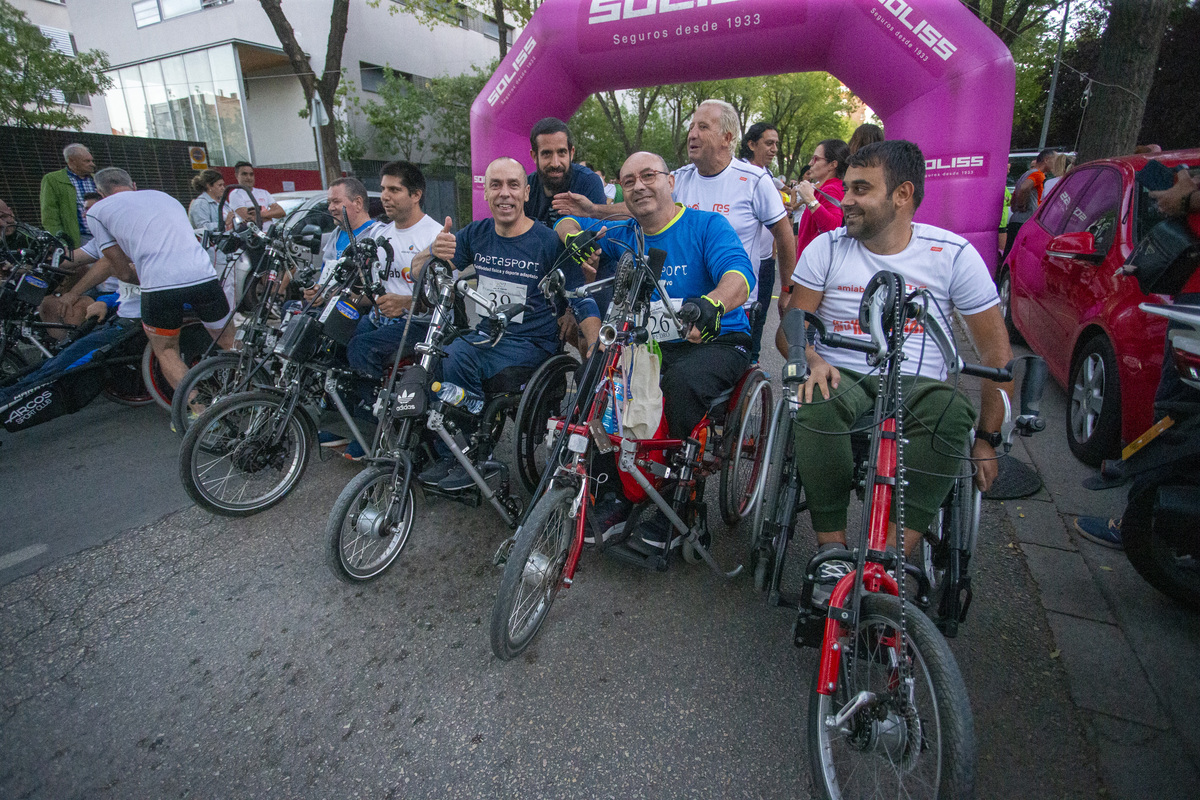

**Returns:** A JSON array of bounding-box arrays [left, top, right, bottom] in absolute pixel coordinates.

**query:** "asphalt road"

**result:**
[[0, 313, 1103, 798]]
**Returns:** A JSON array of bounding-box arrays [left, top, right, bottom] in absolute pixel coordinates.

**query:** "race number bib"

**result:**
[[117, 282, 140, 305], [646, 296, 683, 342], [476, 274, 527, 324]]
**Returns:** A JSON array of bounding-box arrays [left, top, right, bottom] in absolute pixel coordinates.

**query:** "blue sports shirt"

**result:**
[[564, 204, 755, 339]]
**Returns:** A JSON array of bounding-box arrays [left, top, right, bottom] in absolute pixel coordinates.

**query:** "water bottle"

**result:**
[[432, 381, 485, 415], [602, 376, 624, 435]]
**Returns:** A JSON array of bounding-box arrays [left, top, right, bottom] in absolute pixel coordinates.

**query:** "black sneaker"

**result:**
[[628, 508, 681, 555], [586, 493, 632, 544], [808, 545, 855, 606], [438, 460, 501, 491], [418, 455, 454, 485]]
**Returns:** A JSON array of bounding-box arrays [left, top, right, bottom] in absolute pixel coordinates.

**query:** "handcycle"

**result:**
[[1, 225, 85, 377], [325, 257, 533, 582], [759, 272, 1047, 799], [177, 229, 395, 516], [489, 239, 772, 661]]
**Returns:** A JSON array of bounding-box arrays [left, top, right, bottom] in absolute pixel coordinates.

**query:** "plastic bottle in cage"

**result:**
[[431, 381, 485, 415], [602, 376, 624, 434]]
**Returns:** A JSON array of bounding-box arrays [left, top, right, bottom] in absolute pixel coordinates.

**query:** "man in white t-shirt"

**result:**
[[346, 161, 443, 380], [781, 139, 1014, 575], [86, 167, 233, 389], [224, 161, 285, 230]]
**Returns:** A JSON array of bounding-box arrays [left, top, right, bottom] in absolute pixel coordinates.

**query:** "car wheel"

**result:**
[[997, 268, 1024, 345], [1066, 335, 1122, 466]]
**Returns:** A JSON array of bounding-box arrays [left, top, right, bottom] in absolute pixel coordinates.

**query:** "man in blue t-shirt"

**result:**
[[525, 118, 607, 228], [413, 156, 600, 489], [555, 151, 755, 552]]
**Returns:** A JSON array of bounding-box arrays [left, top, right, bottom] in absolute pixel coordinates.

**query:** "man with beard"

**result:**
[[524, 118, 606, 227], [780, 140, 1013, 589]]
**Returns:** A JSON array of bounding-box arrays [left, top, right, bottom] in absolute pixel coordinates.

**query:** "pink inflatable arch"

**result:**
[[470, 0, 1015, 273]]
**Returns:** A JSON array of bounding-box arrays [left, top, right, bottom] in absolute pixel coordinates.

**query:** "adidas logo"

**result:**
[[397, 390, 415, 404]]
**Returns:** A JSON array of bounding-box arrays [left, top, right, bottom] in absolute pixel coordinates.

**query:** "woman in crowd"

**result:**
[[187, 169, 226, 233], [848, 123, 884, 155]]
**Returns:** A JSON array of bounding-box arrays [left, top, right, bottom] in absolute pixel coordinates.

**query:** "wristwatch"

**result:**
[[975, 428, 1003, 448], [807, 199, 820, 211]]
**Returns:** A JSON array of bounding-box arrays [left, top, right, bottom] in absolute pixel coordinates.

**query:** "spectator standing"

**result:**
[[187, 169, 226, 233], [847, 123, 884, 155], [1003, 149, 1054, 259], [524, 118, 607, 227], [40, 143, 97, 248], [224, 161, 284, 230], [739, 121, 785, 361], [782, 139, 849, 317]]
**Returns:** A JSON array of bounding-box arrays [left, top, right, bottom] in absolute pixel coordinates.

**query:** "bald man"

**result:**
[[410, 157, 600, 490]]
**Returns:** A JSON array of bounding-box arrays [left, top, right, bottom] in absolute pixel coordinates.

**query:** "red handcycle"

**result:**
[[490, 244, 771, 660], [772, 271, 1047, 799]]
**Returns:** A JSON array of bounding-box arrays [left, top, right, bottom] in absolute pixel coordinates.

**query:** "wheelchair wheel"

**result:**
[[490, 484, 574, 660], [922, 475, 979, 636], [171, 352, 244, 437], [142, 321, 216, 410], [750, 397, 798, 592], [513, 353, 580, 494], [719, 371, 772, 526], [1, 349, 29, 383]]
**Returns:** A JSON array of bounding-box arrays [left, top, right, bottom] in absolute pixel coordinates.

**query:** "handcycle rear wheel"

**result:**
[[142, 321, 216, 410], [750, 397, 797, 592], [719, 371, 772, 525], [808, 593, 976, 799], [513, 353, 580, 494], [490, 484, 574, 660], [171, 352, 245, 437], [326, 464, 416, 583], [179, 389, 313, 516]]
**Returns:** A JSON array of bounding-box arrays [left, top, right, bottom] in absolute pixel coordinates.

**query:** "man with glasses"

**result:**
[[554, 151, 755, 552]]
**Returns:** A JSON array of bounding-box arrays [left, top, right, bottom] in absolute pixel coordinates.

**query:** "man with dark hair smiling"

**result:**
[[525, 117, 606, 227], [780, 139, 1014, 590]]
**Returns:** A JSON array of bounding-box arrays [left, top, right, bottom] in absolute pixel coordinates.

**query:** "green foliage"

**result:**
[[569, 74, 851, 180], [0, 0, 112, 130], [426, 61, 497, 171], [361, 69, 431, 161]]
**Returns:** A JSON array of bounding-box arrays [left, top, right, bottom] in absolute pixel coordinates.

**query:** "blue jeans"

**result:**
[[346, 314, 430, 380], [441, 332, 555, 398], [0, 320, 134, 408], [749, 257, 776, 362]]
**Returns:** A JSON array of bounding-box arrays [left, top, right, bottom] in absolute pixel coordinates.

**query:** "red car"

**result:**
[[998, 148, 1200, 466]]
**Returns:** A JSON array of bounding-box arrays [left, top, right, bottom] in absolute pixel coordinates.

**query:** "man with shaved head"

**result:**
[[554, 150, 756, 552], [410, 157, 600, 490]]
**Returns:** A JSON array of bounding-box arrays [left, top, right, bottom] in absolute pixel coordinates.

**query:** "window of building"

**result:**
[[360, 62, 431, 94], [36, 24, 89, 106], [133, 0, 231, 28]]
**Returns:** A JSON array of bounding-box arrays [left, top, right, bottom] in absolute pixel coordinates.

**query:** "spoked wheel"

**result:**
[[513, 354, 580, 494], [179, 390, 312, 516], [171, 352, 245, 437], [750, 397, 797, 593], [142, 322, 217, 410], [808, 593, 976, 800], [719, 372, 772, 525], [491, 485, 574, 660], [326, 464, 416, 583]]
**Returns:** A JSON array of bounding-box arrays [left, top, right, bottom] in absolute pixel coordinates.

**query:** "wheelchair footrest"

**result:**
[[602, 542, 668, 572], [793, 606, 825, 649]]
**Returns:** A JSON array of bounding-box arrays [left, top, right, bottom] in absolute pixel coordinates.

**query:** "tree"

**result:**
[[258, 0, 349, 186], [361, 70, 432, 161], [369, 0, 536, 60], [1075, 0, 1172, 162], [1137, 0, 1200, 151], [0, 0, 111, 130], [960, 0, 1069, 48]]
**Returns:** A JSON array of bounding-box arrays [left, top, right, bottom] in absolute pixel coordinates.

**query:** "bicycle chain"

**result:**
[[892, 289, 913, 715]]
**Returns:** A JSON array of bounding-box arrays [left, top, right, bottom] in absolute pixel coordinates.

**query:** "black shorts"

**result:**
[[141, 279, 230, 334]]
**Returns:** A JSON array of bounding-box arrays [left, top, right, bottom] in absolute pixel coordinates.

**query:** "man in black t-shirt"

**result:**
[[525, 118, 607, 228]]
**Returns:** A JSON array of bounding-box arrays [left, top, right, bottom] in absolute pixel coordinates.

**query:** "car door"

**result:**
[[1043, 167, 1124, 344], [1015, 169, 1091, 355]]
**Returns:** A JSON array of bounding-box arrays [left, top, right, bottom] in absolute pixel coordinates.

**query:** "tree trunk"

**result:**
[[1075, 0, 1171, 164], [494, 0, 508, 59]]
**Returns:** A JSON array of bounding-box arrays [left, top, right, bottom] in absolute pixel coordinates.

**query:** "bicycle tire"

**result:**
[[808, 593, 976, 799], [326, 464, 416, 583], [142, 322, 215, 410], [719, 372, 772, 525], [750, 397, 795, 592], [513, 353, 580, 494], [1, 348, 29, 383], [491, 485, 574, 660], [171, 352, 244, 437], [1123, 479, 1200, 611], [179, 389, 313, 517]]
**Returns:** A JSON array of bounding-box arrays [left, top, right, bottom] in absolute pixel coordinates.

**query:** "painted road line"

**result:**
[[0, 543, 49, 571]]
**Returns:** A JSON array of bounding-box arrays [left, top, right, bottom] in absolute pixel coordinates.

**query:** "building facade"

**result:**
[[40, 0, 509, 168]]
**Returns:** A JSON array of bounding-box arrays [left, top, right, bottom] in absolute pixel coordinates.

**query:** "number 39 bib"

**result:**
[[646, 296, 683, 342], [476, 274, 527, 324]]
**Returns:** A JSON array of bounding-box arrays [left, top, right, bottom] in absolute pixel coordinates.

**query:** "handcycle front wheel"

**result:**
[[808, 592, 976, 800], [179, 389, 313, 516], [326, 464, 416, 583], [490, 484, 575, 660], [719, 371, 772, 526], [513, 353, 580, 494]]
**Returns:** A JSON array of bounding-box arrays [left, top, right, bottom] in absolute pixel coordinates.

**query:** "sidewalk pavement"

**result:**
[[993, 380, 1200, 799]]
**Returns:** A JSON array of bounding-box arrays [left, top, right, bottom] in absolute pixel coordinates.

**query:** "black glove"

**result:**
[[564, 230, 600, 268], [689, 295, 724, 342]]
